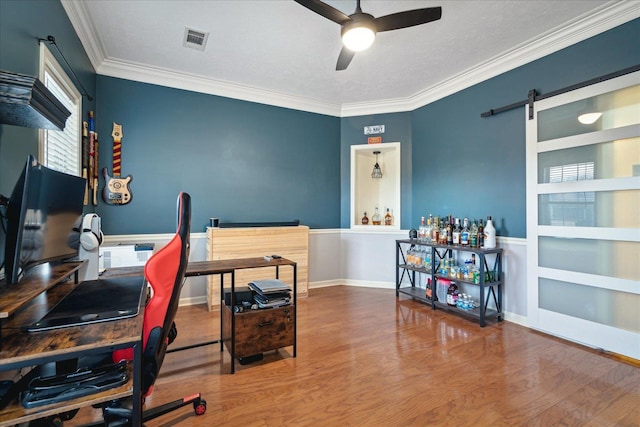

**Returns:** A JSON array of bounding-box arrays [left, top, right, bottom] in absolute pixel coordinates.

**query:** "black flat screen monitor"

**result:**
[[3, 155, 85, 284]]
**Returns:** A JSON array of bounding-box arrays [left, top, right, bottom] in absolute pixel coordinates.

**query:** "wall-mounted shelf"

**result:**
[[0, 70, 70, 130]]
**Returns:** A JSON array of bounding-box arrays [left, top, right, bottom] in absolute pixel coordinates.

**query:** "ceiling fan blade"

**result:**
[[294, 0, 351, 25], [375, 7, 442, 32], [336, 47, 356, 71]]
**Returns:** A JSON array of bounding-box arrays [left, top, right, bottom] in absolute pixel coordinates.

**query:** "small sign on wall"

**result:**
[[364, 125, 385, 135], [368, 136, 382, 144]]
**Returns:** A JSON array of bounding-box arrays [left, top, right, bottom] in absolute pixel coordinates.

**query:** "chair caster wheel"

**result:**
[[194, 399, 207, 415]]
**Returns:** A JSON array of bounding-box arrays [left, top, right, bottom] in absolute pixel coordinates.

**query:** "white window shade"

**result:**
[[39, 44, 81, 176]]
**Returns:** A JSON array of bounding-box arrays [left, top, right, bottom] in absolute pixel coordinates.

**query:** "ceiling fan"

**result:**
[[294, 0, 442, 70]]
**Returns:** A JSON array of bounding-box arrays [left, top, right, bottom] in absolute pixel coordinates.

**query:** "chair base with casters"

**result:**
[[85, 391, 206, 427]]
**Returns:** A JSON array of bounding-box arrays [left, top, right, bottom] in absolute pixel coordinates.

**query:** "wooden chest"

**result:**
[[222, 304, 295, 359]]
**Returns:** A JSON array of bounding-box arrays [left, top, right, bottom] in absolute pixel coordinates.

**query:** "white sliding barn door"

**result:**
[[526, 71, 640, 359]]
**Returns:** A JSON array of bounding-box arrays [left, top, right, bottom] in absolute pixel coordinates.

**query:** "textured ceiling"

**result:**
[[63, 0, 638, 115]]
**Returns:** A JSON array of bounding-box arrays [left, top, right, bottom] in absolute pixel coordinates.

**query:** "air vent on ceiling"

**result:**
[[183, 27, 209, 51]]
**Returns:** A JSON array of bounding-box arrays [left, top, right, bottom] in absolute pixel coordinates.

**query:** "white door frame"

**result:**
[[526, 71, 640, 359]]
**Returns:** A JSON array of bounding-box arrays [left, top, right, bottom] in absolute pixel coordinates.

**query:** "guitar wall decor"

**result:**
[[102, 122, 133, 205]]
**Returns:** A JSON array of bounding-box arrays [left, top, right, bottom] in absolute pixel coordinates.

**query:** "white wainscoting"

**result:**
[[103, 229, 528, 325], [103, 233, 209, 306]]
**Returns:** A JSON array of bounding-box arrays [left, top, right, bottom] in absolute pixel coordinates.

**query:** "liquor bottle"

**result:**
[[361, 211, 369, 225], [432, 216, 440, 244], [446, 216, 453, 245], [425, 216, 432, 243], [470, 219, 478, 248], [477, 218, 484, 248], [440, 217, 448, 245], [418, 216, 426, 240], [460, 217, 470, 246], [471, 254, 480, 284], [484, 216, 496, 248], [426, 278, 433, 299], [452, 217, 461, 245], [384, 208, 393, 226], [446, 283, 458, 306], [372, 206, 382, 225]]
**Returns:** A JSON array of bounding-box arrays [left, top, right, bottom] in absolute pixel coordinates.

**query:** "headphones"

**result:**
[[80, 213, 103, 251]]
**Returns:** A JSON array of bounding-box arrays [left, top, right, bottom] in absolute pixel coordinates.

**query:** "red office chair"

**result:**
[[101, 192, 206, 425]]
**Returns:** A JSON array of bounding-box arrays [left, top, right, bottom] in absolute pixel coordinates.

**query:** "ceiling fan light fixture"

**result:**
[[341, 15, 376, 52]]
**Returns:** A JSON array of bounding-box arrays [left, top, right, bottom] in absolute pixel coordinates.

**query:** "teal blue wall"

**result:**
[[410, 18, 640, 238], [95, 77, 341, 233], [0, 0, 96, 196], [0, 0, 96, 262], [1, 0, 638, 241]]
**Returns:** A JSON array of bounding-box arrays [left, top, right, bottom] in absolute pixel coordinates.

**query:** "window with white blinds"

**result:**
[[39, 44, 81, 176]]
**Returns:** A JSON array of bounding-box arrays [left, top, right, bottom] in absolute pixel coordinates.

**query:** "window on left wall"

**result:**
[[39, 43, 82, 176]]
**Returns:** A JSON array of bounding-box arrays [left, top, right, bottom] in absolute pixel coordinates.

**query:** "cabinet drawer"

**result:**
[[223, 305, 295, 358]]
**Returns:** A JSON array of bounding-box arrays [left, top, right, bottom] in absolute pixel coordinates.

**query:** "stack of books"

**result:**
[[248, 279, 291, 309]]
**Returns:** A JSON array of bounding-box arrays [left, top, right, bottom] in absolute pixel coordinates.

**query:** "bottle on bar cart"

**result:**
[[470, 219, 479, 247], [418, 216, 427, 240], [440, 217, 448, 245], [431, 216, 440, 243], [460, 217, 470, 246], [484, 216, 496, 248], [478, 218, 485, 248]]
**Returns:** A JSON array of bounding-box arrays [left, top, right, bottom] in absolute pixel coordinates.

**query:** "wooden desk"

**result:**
[[0, 262, 144, 427], [206, 226, 309, 310], [101, 257, 298, 374]]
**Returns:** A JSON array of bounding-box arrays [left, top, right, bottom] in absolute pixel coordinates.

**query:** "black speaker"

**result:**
[[223, 286, 254, 306]]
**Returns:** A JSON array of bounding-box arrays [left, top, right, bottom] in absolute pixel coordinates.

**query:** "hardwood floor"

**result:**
[[71, 285, 639, 426]]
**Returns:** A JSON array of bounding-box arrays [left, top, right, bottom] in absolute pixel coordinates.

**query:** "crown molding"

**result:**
[[60, 0, 106, 72], [341, 0, 640, 117], [63, 1, 639, 118], [97, 58, 343, 116]]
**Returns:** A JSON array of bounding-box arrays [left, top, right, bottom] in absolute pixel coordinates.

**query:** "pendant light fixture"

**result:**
[[578, 112, 602, 124], [371, 151, 383, 179]]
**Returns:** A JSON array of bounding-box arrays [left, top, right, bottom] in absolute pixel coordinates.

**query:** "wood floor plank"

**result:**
[[60, 286, 639, 426]]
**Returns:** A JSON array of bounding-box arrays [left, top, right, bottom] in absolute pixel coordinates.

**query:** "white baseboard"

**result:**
[[503, 312, 528, 327], [310, 279, 394, 290], [309, 279, 344, 289], [178, 295, 207, 307]]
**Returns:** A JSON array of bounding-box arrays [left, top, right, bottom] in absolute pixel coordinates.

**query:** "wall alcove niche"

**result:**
[[350, 142, 401, 229]]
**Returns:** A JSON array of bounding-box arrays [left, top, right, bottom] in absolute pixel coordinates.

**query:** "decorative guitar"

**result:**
[[102, 122, 133, 205]]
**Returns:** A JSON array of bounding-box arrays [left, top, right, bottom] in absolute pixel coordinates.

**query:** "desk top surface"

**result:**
[[0, 263, 144, 369], [100, 256, 296, 279], [0, 261, 86, 319], [0, 276, 143, 369]]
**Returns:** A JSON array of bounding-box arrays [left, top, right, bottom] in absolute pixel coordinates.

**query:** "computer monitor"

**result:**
[[3, 155, 85, 284]]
